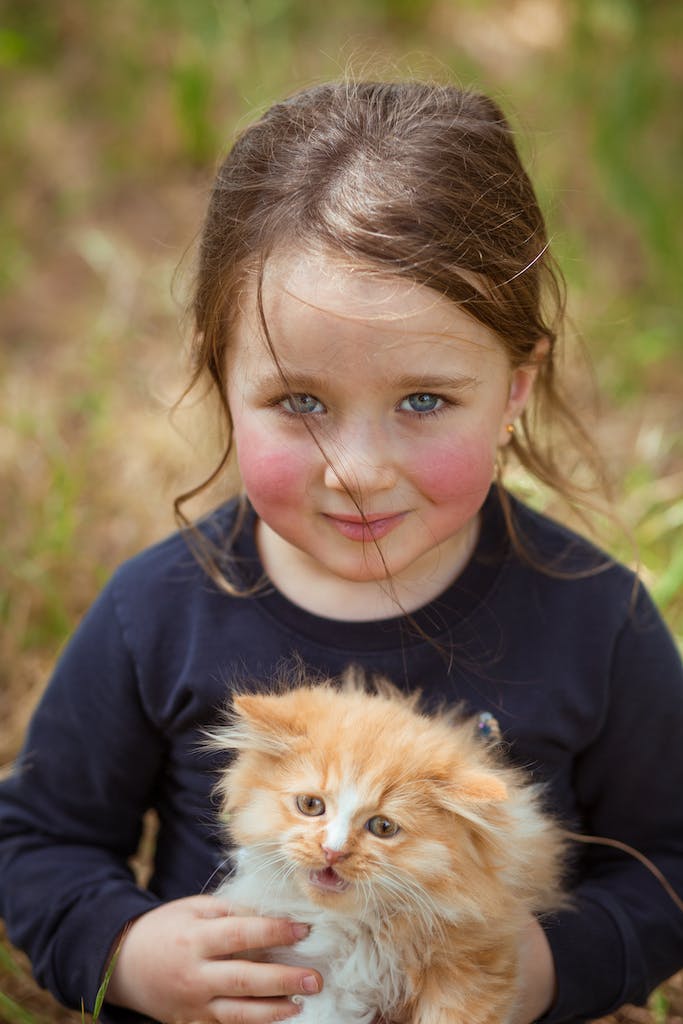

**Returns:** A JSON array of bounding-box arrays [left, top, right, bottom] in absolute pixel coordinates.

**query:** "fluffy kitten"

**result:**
[[210, 672, 566, 1024]]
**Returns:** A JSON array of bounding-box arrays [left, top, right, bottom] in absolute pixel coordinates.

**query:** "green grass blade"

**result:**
[[91, 939, 122, 1022], [0, 989, 43, 1024], [650, 988, 670, 1024]]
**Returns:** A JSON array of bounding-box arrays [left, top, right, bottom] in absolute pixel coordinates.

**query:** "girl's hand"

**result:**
[[105, 895, 322, 1024], [511, 916, 557, 1024]]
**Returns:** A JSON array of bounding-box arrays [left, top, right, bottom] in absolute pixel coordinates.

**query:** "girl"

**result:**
[[1, 80, 681, 1024]]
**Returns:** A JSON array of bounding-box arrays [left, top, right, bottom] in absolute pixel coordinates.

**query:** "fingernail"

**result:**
[[302, 974, 320, 994], [291, 923, 310, 940]]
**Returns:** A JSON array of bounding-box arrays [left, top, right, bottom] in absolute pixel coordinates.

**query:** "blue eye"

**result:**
[[400, 393, 443, 414], [282, 393, 325, 415]]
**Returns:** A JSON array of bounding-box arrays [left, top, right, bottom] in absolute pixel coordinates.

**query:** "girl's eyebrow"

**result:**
[[254, 370, 481, 393], [390, 373, 481, 392], [254, 370, 330, 394]]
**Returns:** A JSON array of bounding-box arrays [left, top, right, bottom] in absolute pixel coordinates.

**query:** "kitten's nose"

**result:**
[[321, 845, 349, 865]]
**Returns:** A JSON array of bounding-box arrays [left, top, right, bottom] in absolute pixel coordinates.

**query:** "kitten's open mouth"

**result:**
[[308, 867, 350, 893]]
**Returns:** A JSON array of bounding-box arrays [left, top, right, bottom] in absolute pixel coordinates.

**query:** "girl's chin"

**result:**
[[300, 537, 425, 582]]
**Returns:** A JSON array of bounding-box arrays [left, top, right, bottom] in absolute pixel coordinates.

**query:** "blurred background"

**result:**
[[1, 1, 681, 1020]]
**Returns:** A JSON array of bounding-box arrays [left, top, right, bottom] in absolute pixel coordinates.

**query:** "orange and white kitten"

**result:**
[[211, 673, 566, 1024]]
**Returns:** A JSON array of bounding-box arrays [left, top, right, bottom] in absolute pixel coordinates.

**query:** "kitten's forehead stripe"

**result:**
[[324, 783, 363, 851]]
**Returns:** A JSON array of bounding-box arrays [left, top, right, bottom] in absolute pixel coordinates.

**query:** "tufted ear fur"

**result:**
[[438, 769, 508, 810], [211, 692, 309, 756], [455, 771, 508, 804]]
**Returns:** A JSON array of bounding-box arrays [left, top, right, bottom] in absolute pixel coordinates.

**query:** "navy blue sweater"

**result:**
[[1, 488, 682, 1023]]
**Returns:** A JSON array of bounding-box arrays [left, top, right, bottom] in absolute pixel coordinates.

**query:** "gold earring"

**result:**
[[506, 423, 515, 436]]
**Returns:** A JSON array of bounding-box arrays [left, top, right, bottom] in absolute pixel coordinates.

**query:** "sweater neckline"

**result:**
[[232, 486, 509, 654]]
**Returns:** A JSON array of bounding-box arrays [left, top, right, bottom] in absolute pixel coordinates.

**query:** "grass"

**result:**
[[83, 942, 121, 1024], [1, 0, 681, 1020]]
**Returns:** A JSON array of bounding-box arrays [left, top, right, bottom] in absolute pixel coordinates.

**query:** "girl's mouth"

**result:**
[[308, 867, 351, 893], [323, 513, 406, 542]]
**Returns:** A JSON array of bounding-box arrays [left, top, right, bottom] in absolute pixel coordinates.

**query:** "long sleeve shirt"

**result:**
[[1, 487, 682, 1023]]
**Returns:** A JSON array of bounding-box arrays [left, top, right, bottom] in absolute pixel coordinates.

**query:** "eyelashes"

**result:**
[[271, 391, 456, 420], [398, 393, 445, 415], [281, 393, 325, 415]]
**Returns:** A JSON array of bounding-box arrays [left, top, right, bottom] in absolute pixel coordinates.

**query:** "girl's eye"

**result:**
[[366, 816, 400, 838], [296, 794, 326, 816], [400, 393, 443, 414], [282, 393, 325, 415]]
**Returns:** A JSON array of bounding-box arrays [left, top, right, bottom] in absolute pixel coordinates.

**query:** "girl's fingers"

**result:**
[[190, 895, 237, 917], [203, 958, 321, 999], [199, 915, 311, 959], [208, 996, 301, 1024]]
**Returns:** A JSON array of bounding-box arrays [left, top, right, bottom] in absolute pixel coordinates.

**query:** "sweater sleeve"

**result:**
[[0, 577, 165, 1012], [540, 585, 683, 1023]]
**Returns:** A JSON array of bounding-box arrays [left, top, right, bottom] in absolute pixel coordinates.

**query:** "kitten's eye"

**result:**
[[296, 794, 325, 816], [366, 816, 400, 838]]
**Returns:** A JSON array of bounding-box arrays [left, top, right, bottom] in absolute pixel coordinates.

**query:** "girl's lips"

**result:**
[[323, 512, 406, 542]]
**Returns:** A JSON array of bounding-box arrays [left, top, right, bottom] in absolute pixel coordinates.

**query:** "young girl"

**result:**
[[1, 80, 682, 1024]]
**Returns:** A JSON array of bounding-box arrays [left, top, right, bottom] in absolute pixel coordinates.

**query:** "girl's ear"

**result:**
[[499, 337, 549, 446]]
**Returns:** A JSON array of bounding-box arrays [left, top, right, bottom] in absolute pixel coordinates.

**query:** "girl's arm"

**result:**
[[537, 584, 683, 1022], [0, 578, 166, 1012], [0, 551, 323, 1022]]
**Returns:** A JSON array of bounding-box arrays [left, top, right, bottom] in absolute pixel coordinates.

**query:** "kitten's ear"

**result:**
[[218, 693, 304, 755], [440, 770, 508, 808], [457, 771, 508, 803]]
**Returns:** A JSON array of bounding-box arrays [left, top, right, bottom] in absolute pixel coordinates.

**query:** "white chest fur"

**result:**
[[217, 848, 408, 1024]]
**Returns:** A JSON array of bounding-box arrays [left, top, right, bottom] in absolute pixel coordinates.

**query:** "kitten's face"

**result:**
[[239, 751, 451, 909], [216, 684, 512, 923]]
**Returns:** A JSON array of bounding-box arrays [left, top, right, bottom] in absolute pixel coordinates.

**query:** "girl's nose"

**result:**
[[322, 431, 397, 495], [323, 417, 397, 493]]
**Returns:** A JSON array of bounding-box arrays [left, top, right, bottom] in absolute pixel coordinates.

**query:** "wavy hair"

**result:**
[[176, 80, 610, 594]]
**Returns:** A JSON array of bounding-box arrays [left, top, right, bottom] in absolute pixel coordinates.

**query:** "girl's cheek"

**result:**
[[409, 437, 496, 502], [234, 422, 312, 503]]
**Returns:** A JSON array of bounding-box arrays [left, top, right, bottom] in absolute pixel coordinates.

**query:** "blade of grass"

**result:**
[[650, 987, 670, 1024], [88, 936, 123, 1023], [0, 989, 44, 1024]]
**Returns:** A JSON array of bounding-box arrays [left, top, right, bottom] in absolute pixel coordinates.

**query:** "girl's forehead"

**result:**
[[237, 251, 505, 358], [264, 252, 431, 320]]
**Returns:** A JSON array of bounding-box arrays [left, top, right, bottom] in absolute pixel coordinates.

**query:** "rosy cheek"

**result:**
[[407, 437, 496, 503], [233, 419, 312, 505]]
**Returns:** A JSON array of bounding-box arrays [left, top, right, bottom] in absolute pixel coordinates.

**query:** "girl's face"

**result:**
[[227, 252, 538, 618]]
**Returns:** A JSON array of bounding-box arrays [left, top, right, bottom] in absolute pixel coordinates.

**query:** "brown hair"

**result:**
[[177, 79, 610, 593]]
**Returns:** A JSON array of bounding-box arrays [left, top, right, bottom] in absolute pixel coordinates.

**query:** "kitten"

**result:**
[[210, 671, 566, 1024]]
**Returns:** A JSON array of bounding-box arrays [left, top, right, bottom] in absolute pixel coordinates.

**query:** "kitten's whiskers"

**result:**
[[241, 842, 301, 906], [200, 855, 235, 894], [373, 864, 449, 944]]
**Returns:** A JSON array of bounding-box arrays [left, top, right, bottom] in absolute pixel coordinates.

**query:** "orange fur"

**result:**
[[210, 671, 567, 1024]]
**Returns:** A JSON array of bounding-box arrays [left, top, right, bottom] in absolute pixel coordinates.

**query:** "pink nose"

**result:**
[[321, 845, 349, 865]]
